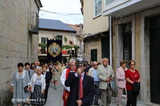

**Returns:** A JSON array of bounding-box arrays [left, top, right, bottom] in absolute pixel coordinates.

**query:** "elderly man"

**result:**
[[88, 61, 99, 105], [61, 59, 76, 106], [65, 59, 94, 106], [97, 58, 115, 106]]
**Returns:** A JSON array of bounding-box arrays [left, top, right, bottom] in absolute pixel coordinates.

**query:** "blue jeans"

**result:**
[[94, 81, 99, 104]]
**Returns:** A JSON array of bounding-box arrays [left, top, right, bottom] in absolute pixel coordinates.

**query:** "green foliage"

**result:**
[[62, 45, 72, 49], [62, 45, 79, 49], [38, 43, 47, 47], [64, 36, 68, 42], [74, 45, 79, 49]]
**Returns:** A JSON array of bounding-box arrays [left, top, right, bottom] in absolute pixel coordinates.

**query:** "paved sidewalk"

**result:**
[[45, 80, 146, 106]]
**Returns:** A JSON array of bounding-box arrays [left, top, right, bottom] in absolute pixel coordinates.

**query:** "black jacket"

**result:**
[[65, 72, 94, 106], [42, 72, 51, 89]]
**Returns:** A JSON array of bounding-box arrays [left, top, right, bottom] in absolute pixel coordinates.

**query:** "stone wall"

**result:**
[[84, 38, 102, 63], [0, 0, 41, 105]]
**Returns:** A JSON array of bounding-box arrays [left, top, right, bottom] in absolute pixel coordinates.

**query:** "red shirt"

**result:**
[[125, 69, 140, 90]]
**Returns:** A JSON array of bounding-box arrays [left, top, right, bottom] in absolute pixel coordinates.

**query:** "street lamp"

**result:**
[[71, 47, 75, 57]]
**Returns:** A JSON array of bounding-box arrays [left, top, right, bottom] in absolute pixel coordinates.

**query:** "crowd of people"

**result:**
[[11, 61, 63, 106], [60, 58, 140, 106], [11, 58, 140, 106]]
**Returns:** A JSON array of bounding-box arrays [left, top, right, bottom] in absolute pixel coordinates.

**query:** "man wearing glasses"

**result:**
[[97, 58, 115, 106]]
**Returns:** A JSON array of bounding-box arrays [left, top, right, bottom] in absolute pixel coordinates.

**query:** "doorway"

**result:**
[[150, 15, 160, 104], [123, 23, 132, 69]]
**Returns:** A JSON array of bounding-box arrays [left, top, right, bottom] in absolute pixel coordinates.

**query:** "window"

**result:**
[[101, 37, 110, 59], [41, 37, 48, 54], [122, 23, 132, 69], [106, 0, 114, 5], [94, 0, 102, 17], [41, 37, 48, 44], [56, 35, 62, 40], [91, 49, 97, 61]]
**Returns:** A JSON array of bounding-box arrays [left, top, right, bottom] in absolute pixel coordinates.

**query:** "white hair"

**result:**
[[102, 58, 109, 62], [93, 61, 98, 65], [69, 58, 76, 64], [36, 67, 42, 73]]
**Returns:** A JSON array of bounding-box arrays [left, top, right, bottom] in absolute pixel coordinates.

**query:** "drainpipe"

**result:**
[[109, 16, 113, 66]]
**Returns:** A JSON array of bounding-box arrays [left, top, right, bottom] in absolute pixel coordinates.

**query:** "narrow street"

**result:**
[[45, 80, 63, 106], [45, 79, 146, 106]]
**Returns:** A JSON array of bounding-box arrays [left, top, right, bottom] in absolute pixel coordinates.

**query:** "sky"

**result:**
[[39, 0, 83, 25]]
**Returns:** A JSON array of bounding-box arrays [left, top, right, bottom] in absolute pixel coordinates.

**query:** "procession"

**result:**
[[1, 0, 160, 106], [11, 57, 141, 106]]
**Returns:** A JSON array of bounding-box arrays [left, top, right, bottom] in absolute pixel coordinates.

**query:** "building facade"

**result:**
[[103, 0, 160, 105], [38, 19, 80, 64], [0, 0, 42, 105], [81, 0, 110, 63]]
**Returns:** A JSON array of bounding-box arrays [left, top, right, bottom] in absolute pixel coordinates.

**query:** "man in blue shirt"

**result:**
[[88, 61, 99, 105]]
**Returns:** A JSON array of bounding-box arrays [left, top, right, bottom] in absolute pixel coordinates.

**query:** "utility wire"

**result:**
[[40, 9, 82, 15]]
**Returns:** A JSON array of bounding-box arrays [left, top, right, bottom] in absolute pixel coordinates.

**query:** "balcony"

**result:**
[[29, 12, 39, 34], [103, 0, 160, 17]]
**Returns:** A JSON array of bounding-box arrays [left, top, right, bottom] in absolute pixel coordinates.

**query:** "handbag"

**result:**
[[133, 82, 140, 92], [24, 85, 28, 92], [21, 78, 29, 93]]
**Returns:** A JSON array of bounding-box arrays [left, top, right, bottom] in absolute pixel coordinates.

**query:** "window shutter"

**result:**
[[101, 37, 110, 59]]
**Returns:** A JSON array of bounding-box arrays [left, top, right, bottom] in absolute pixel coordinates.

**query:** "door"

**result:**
[[123, 23, 132, 68], [150, 15, 160, 104], [91, 49, 97, 61]]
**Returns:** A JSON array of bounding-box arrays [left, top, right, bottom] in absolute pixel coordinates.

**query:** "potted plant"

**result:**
[[64, 36, 68, 42]]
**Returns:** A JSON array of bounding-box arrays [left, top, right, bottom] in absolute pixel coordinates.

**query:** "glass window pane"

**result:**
[[95, 0, 101, 16], [106, 0, 114, 5]]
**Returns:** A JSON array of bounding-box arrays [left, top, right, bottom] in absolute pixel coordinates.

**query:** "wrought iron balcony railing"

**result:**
[[29, 12, 39, 34]]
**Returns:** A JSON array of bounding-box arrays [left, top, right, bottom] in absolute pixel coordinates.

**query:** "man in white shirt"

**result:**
[[61, 59, 76, 106]]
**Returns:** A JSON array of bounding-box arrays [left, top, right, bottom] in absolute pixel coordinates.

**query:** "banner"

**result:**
[[47, 39, 62, 63]]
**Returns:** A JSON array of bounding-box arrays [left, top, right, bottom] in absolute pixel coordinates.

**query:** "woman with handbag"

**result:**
[[30, 67, 46, 106], [125, 60, 140, 106], [11, 63, 30, 106]]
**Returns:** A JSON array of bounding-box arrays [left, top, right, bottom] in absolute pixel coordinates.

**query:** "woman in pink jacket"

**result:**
[[116, 60, 127, 106]]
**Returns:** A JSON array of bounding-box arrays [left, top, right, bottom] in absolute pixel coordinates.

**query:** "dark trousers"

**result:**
[[94, 81, 99, 104], [126, 90, 139, 106], [44, 87, 49, 103]]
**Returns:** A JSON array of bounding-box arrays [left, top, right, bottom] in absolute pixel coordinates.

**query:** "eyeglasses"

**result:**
[[131, 64, 135, 66]]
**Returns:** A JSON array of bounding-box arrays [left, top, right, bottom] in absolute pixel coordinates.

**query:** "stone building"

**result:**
[[81, 0, 160, 105], [0, 0, 42, 105], [80, 0, 110, 63], [38, 19, 80, 64], [103, 0, 160, 105]]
